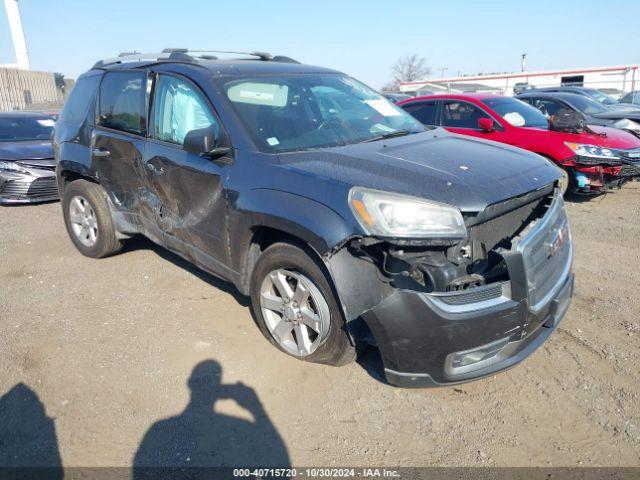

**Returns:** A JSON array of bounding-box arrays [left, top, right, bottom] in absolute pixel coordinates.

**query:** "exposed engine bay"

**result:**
[[342, 183, 556, 295]]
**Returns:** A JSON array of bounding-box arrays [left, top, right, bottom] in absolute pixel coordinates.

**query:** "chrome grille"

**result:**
[[516, 191, 572, 312]]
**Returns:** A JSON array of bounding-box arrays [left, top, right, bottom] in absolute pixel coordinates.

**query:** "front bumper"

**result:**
[[364, 273, 573, 387], [359, 189, 573, 387], [0, 171, 59, 204]]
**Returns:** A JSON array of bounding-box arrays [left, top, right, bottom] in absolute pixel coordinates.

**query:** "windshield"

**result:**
[[222, 74, 424, 152], [0, 116, 55, 142], [584, 88, 618, 105], [481, 97, 548, 128], [568, 95, 610, 115]]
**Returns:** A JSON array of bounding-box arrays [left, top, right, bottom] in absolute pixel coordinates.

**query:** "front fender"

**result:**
[[238, 188, 355, 255]]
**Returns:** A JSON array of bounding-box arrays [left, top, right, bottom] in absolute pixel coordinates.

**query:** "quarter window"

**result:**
[[152, 75, 219, 145], [98, 71, 146, 135], [402, 101, 437, 125], [441, 101, 490, 129]]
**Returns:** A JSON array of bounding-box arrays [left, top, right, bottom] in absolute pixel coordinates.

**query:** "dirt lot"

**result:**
[[1, 184, 639, 469]]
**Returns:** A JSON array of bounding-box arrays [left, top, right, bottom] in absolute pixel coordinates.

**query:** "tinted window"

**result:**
[[531, 99, 563, 117], [59, 74, 101, 125], [402, 101, 437, 125], [441, 101, 489, 128], [567, 95, 609, 115], [152, 74, 219, 145], [98, 71, 145, 135], [482, 97, 548, 128], [0, 115, 55, 141]]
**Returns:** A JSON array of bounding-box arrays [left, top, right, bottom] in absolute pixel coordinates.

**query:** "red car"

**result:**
[[398, 94, 640, 193]]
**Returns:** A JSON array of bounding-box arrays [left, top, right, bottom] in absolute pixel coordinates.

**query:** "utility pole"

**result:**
[[521, 53, 527, 73], [438, 67, 448, 78], [4, 0, 30, 69]]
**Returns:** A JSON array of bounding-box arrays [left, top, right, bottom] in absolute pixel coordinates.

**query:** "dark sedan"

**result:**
[[517, 92, 640, 138], [0, 112, 58, 204]]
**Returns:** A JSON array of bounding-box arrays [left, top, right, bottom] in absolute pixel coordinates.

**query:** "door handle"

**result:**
[[92, 148, 111, 158]]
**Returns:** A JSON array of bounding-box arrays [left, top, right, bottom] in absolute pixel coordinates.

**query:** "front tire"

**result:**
[[62, 180, 122, 258], [250, 242, 355, 366]]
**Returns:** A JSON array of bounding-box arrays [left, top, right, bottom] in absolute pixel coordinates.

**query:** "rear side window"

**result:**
[[59, 74, 101, 125], [402, 102, 438, 125], [98, 71, 146, 135]]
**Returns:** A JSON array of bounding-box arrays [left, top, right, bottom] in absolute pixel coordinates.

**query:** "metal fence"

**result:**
[[0, 67, 64, 111]]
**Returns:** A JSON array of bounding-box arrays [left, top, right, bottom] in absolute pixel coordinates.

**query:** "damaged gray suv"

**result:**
[[54, 49, 574, 387]]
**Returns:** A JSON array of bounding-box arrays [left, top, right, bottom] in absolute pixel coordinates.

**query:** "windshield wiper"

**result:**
[[362, 129, 413, 143]]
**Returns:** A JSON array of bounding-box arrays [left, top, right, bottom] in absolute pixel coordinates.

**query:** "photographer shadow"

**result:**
[[133, 360, 290, 479]]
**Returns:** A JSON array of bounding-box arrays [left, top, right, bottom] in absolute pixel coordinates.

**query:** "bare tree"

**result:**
[[388, 54, 431, 90]]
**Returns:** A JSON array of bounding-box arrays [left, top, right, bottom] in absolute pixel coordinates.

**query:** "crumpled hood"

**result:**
[[278, 129, 561, 213], [0, 140, 54, 162]]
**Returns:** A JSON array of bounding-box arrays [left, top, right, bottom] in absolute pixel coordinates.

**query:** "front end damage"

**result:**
[[565, 149, 640, 193], [325, 183, 574, 387]]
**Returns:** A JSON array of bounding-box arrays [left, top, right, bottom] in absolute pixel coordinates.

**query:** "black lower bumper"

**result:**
[[362, 273, 574, 388], [0, 175, 59, 204]]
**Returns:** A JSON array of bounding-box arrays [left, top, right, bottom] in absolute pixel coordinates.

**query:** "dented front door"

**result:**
[[142, 72, 229, 267]]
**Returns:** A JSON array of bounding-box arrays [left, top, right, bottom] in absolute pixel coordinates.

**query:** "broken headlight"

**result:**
[[564, 142, 620, 160], [348, 187, 467, 239]]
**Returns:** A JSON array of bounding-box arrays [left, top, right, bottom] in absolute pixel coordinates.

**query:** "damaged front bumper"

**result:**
[[328, 187, 573, 388], [364, 271, 573, 387]]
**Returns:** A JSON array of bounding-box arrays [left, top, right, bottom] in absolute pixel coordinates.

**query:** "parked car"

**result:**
[[620, 91, 640, 106], [512, 82, 531, 95], [527, 86, 620, 106], [55, 49, 573, 387], [516, 91, 640, 138], [381, 92, 411, 103], [398, 94, 640, 193], [0, 111, 58, 204]]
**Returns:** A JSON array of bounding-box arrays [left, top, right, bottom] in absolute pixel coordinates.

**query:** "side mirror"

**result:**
[[478, 118, 496, 132], [183, 126, 233, 161]]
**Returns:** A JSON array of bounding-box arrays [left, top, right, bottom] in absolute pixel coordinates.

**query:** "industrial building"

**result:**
[[399, 65, 639, 98], [0, 0, 67, 111]]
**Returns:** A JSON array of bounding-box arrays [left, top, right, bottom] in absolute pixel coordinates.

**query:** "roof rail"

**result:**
[[92, 49, 297, 69]]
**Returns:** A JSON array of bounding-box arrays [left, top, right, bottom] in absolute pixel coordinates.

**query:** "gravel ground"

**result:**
[[0, 183, 639, 469]]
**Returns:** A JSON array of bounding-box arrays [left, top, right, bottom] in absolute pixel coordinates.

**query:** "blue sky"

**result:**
[[1, 0, 639, 88]]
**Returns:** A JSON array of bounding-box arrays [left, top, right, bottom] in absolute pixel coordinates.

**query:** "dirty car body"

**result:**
[[55, 53, 573, 387], [0, 112, 58, 204]]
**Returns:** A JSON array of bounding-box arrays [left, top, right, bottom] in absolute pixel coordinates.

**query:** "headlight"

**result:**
[[564, 143, 620, 160], [0, 160, 28, 174], [614, 118, 640, 132], [349, 187, 467, 238]]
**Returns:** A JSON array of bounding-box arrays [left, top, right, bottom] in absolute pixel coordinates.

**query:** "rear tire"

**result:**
[[250, 242, 355, 366], [62, 180, 122, 258]]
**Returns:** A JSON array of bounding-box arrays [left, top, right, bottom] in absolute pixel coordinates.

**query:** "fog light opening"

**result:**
[[451, 337, 510, 369]]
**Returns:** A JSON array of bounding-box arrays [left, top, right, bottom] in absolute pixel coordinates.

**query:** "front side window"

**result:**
[[98, 71, 145, 135], [441, 101, 490, 129], [152, 75, 219, 145], [402, 101, 438, 126], [482, 97, 549, 128], [221, 74, 424, 153]]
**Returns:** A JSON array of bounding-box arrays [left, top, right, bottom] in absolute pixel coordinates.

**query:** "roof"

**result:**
[[516, 91, 592, 102], [404, 93, 502, 102], [92, 50, 339, 76]]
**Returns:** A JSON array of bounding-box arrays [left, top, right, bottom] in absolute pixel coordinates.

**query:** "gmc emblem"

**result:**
[[549, 223, 569, 258]]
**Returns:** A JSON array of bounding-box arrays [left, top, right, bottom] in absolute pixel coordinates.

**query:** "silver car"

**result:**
[[0, 112, 58, 204]]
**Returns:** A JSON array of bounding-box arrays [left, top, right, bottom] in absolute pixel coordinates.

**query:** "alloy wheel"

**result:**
[[259, 269, 331, 357], [69, 195, 99, 247]]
